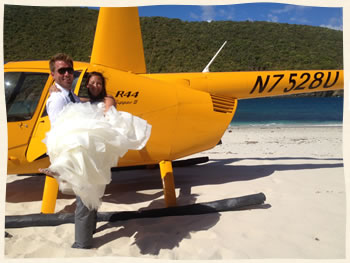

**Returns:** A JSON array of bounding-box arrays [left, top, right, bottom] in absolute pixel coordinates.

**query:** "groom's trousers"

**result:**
[[72, 196, 97, 248]]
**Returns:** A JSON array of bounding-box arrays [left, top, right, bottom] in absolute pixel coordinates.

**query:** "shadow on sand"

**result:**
[[6, 156, 343, 206], [96, 156, 341, 254], [5, 156, 342, 255]]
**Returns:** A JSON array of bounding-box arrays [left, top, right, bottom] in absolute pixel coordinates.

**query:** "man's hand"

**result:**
[[49, 84, 61, 94]]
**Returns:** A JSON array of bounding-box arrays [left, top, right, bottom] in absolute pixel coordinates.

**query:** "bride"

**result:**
[[40, 71, 151, 210]]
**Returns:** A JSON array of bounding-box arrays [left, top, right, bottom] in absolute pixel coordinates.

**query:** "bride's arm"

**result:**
[[104, 95, 116, 113], [79, 97, 90, 102]]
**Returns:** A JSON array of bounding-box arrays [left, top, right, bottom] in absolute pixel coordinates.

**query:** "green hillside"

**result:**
[[4, 5, 343, 86], [141, 17, 343, 73], [4, 6, 98, 62]]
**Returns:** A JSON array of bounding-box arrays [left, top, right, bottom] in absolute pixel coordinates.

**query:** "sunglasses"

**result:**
[[57, 67, 74, 75]]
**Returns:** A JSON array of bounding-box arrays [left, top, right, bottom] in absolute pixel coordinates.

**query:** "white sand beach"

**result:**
[[4, 125, 346, 259]]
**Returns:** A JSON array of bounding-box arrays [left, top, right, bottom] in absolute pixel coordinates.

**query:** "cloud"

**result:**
[[271, 5, 308, 14], [218, 7, 235, 20], [271, 5, 296, 14], [266, 5, 294, 23], [290, 16, 309, 24], [201, 6, 238, 22], [189, 12, 199, 20], [200, 6, 216, 21], [190, 6, 216, 21], [268, 5, 311, 25], [320, 16, 343, 31], [267, 14, 278, 23]]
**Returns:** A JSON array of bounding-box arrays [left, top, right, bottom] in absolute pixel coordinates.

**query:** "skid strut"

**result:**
[[159, 160, 177, 207], [41, 176, 59, 214], [40, 160, 178, 213]]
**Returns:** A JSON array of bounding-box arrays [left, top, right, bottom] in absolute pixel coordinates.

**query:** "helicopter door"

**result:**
[[6, 72, 50, 155]]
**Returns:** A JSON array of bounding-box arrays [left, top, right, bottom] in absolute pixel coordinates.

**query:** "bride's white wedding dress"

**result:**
[[44, 102, 151, 210]]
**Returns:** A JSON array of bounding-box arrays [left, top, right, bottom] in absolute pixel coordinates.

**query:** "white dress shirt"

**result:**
[[46, 83, 80, 124]]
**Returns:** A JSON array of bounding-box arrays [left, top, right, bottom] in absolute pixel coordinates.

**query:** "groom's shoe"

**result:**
[[71, 242, 92, 249]]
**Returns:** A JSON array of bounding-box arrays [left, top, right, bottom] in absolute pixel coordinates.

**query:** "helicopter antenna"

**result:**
[[202, 41, 227, 73]]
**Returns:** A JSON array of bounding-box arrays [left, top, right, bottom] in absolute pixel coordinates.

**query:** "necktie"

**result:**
[[68, 91, 76, 103]]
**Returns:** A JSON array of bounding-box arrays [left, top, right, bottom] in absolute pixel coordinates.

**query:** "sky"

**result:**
[[137, 3, 343, 31]]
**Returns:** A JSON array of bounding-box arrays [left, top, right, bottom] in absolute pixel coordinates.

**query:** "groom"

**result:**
[[44, 53, 96, 249]]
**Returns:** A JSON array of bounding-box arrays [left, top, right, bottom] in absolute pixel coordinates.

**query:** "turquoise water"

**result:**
[[230, 97, 343, 126]]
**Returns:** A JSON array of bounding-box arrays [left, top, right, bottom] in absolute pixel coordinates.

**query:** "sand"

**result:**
[[4, 125, 346, 259]]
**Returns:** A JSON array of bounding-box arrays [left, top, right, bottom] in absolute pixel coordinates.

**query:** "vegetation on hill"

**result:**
[[4, 6, 97, 62], [140, 17, 343, 73], [4, 5, 343, 96]]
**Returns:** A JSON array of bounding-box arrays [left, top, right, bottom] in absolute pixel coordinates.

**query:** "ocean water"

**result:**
[[230, 97, 344, 126]]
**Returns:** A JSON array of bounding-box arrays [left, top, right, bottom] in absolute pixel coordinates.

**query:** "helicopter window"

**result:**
[[71, 71, 82, 93], [77, 72, 89, 98], [5, 72, 49, 122]]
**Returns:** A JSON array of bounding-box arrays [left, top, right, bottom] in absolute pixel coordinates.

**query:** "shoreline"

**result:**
[[229, 122, 343, 128]]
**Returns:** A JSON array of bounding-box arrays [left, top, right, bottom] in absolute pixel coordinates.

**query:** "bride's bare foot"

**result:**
[[39, 168, 59, 177]]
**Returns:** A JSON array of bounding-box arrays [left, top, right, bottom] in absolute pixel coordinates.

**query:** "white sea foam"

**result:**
[[229, 122, 343, 128]]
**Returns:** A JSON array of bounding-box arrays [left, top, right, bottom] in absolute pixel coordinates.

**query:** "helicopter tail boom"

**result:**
[[142, 69, 343, 99]]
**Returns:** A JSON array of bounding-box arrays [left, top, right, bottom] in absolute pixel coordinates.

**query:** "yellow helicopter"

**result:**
[[5, 7, 344, 214]]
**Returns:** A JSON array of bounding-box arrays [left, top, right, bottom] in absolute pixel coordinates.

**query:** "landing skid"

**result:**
[[6, 193, 266, 228]]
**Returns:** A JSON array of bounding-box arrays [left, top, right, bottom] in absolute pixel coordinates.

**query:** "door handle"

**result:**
[[19, 122, 28, 128]]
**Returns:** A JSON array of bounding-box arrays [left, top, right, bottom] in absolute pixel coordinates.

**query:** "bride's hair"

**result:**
[[86, 71, 107, 102]]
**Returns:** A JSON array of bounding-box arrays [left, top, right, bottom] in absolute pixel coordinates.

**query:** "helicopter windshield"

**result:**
[[5, 71, 82, 122], [5, 72, 49, 122]]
